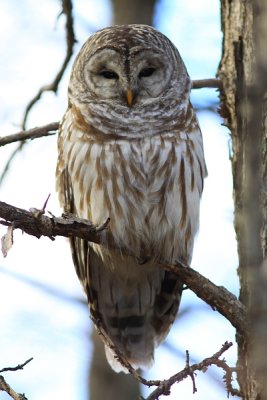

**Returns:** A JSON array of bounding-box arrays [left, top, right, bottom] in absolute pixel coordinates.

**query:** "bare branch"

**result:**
[[185, 350, 197, 394], [192, 78, 222, 89], [164, 262, 248, 335], [0, 376, 28, 400], [0, 200, 247, 336], [0, 358, 33, 374], [141, 341, 236, 400], [0, 0, 75, 185], [0, 200, 107, 244], [22, 0, 76, 129], [0, 358, 33, 400], [0, 122, 59, 147]]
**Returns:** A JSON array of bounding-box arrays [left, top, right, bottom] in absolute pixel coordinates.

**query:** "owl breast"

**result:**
[[60, 108, 205, 265]]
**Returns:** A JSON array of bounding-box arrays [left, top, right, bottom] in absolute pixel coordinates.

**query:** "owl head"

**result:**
[[69, 25, 191, 110]]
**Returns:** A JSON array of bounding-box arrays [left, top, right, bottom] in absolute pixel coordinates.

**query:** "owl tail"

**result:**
[[88, 249, 183, 372]]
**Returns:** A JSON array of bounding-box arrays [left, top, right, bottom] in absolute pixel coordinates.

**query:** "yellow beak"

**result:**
[[126, 89, 133, 107]]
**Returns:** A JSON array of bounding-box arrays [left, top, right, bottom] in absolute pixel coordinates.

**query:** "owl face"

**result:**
[[83, 47, 173, 106], [69, 25, 190, 112]]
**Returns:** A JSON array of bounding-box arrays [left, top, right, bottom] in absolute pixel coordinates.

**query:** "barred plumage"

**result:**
[[56, 24, 206, 372]]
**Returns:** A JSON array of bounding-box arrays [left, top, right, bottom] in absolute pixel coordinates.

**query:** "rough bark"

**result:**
[[218, 0, 267, 398]]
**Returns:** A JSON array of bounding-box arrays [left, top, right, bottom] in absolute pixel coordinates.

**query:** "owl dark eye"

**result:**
[[99, 70, 119, 79], [138, 67, 156, 78]]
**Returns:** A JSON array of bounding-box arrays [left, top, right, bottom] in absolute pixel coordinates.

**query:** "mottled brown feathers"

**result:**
[[56, 24, 207, 372]]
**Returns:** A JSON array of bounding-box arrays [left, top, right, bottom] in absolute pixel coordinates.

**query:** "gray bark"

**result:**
[[218, 0, 267, 398]]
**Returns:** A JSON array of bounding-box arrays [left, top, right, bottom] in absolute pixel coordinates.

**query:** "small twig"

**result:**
[[0, 122, 59, 147], [186, 350, 197, 394], [29, 194, 51, 218], [0, 358, 33, 373], [214, 360, 241, 397], [192, 78, 222, 89], [141, 341, 234, 400], [95, 217, 111, 232]]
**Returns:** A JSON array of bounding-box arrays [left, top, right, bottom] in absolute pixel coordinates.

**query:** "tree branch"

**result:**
[[192, 78, 222, 89], [0, 0, 76, 185], [0, 200, 107, 244], [141, 341, 240, 400], [0, 122, 59, 147], [0, 358, 33, 400], [0, 358, 33, 374], [0, 200, 247, 336], [0, 376, 28, 400], [22, 0, 76, 129], [165, 262, 248, 335]]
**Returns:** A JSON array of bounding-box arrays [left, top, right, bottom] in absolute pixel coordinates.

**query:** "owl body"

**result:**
[[56, 25, 206, 371]]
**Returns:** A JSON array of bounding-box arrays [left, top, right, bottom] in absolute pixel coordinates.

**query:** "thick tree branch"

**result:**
[[165, 262, 248, 335], [0, 200, 247, 336], [0, 200, 108, 244]]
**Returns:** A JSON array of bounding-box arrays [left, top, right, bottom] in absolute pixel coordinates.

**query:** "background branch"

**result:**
[[192, 78, 222, 89], [0, 358, 33, 374], [22, 0, 76, 129], [0, 122, 59, 147], [0, 77, 221, 150], [0, 0, 75, 186]]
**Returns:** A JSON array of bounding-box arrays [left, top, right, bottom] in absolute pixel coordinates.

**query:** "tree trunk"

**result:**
[[89, 330, 140, 400], [112, 0, 156, 25], [218, 0, 267, 398]]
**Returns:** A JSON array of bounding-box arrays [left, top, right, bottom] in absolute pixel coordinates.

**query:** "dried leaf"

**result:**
[[1, 225, 14, 257]]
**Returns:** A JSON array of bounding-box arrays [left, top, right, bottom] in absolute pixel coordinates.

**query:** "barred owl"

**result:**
[[56, 24, 207, 372]]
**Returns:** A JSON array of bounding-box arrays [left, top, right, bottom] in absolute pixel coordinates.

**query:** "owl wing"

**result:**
[[56, 120, 119, 359], [56, 118, 92, 300]]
